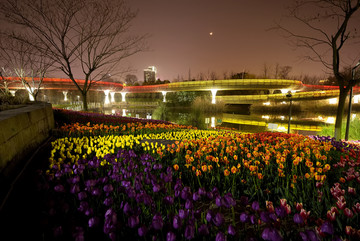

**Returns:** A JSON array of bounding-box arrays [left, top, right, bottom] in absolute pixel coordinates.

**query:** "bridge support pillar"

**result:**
[[121, 92, 127, 102], [62, 91, 68, 101], [161, 91, 167, 102], [104, 90, 110, 105], [110, 92, 115, 103], [211, 89, 218, 104]]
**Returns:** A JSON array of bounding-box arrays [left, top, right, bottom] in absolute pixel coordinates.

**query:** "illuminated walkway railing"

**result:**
[[122, 79, 302, 93]]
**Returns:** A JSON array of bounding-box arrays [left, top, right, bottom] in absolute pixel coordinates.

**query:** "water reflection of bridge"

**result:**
[[221, 113, 323, 134]]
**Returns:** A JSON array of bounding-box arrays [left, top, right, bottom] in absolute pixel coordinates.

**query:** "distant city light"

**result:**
[[263, 102, 270, 106], [280, 116, 285, 120], [280, 89, 289, 94], [262, 115, 270, 119]]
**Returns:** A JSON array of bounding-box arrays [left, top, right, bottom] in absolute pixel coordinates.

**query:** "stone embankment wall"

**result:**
[[0, 103, 54, 173]]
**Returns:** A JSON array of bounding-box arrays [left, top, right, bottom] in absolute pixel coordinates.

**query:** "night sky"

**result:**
[[123, 0, 331, 81]]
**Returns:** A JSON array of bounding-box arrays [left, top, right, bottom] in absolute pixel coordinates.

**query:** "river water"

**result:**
[[96, 97, 360, 137]]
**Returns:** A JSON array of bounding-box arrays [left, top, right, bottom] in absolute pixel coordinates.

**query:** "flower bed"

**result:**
[[38, 111, 360, 241]]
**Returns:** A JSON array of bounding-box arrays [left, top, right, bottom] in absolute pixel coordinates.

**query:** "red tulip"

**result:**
[[344, 208, 353, 218]]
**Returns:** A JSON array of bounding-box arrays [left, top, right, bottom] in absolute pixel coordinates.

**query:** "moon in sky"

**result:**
[[209, 32, 213, 36]]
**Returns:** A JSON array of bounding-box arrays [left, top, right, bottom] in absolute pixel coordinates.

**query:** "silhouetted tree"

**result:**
[[0, 35, 53, 101], [279, 66, 292, 79], [275, 0, 360, 140], [0, 0, 147, 110], [125, 74, 138, 86]]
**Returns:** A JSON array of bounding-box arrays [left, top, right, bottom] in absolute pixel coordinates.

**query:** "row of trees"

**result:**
[[0, 0, 147, 110]]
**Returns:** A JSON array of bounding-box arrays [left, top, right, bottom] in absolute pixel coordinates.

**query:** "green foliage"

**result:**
[[319, 118, 360, 140], [0, 93, 29, 106], [152, 102, 169, 121]]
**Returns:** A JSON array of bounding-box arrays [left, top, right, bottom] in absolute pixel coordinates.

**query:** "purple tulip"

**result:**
[[269, 213, 277, 221], [206, 191, 214, 200], [138, 225, 148, 237], [213, 212, 225, 227], [198, 224, 209, 236], [293, 213, 304, 224], [54, 184, 65, 192], [103, 184, 114, 193], [212, 187, 220, 197], [153, 183, 161, 193], [179, 209, 188, 219], [198, 187, 206, 196], [275, 206, 286, 218], [262, 227, 283, 241], [252, 201, 260, 211], [91, 188, 101, 196], [299, 232, 308, 241], [152, 213, 163, 230], [184, 225, 195, 240], [192, 192, 201, 201], [185, 199, 193, 209], [206, 210, 214, 222], [216, 232, 226, 241], [164, 196, 174, 205], [173, 215, 182, 229], [216, 196, 222, 207], [103, 197, 113, 206], [88, 217, 99, 228], [123, 202, 132, 216], [320, 221, 334, 235], [77, 201, 89, 213], [260, 211, 270, 223], [70, 184, 80, 194], [78, 191, 87, 201], [303, 230, 320, 241], [72, 226, 84, 241], [128, 215, 139, 228], [240, 212, 249, 223], [181, 187, 192, 200], [222, 193, 236, 208], [166, 231, 176, 241], [250, 214, 257, 224], [228, 224, 236, 236], [85, 207, 93, 216]]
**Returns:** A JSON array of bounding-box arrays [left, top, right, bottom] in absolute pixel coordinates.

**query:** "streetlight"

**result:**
[[345, 60, 360, 140], [286, 91, 292, 134]]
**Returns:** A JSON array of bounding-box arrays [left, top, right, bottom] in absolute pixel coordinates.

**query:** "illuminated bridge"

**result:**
[[3, 77, 359, 105]]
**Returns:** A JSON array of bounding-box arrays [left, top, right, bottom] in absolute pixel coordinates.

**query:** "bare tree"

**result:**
[[0, 35, 53, 101], [0, 67, 16, 96], [262, 63, 272, 78], [274, 63, 280, 79], [0, 0, 147, 110], [274, 0, 360, 140], [279, 65, 293, 79]]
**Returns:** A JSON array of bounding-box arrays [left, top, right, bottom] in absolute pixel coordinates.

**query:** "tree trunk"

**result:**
[[81, 92, 88, 111], [334, 88, 348, 140]]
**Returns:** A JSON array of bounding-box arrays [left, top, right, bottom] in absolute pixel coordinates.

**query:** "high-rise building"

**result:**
[[144, 66, 157, 82]]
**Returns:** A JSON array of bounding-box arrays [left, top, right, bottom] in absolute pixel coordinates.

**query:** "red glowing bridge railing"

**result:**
[[2, 77, 124, 92]]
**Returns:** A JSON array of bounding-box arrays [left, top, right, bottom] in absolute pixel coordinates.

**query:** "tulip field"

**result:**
[[38, 109, 360, 241]]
